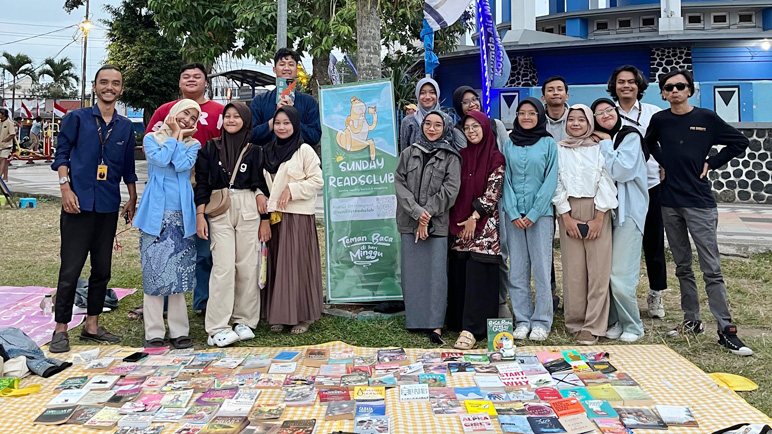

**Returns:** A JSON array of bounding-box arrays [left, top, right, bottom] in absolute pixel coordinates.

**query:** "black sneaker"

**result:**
[[49, 332, 70, 353], [667, 320, 705, 338], [552, 295, 561, 312], [718, 325, 754, 356]]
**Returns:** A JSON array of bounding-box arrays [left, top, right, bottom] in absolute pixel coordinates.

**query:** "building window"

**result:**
[[737, 12, 755, 26], [616, 18, 632, 33], [595, 21, 609, 31], [640, 15, 656, 30], [711, 12, 729, 28], [559, 24, 566, 35], [543, 26, 555, 33], [686, 13, 704, 28]]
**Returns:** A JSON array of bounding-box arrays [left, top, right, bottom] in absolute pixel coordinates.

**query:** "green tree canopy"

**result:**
[[103, 0, 184, 123], [0, 52, 36, 113]]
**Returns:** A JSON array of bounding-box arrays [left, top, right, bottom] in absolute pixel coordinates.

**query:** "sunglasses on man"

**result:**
[[663, 82, 688, 92]]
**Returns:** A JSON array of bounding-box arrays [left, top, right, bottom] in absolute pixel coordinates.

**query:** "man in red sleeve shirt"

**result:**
[[145, 63, 224, 313]]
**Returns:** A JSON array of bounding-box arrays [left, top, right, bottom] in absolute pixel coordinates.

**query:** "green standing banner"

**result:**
[[319, 79, 402, 303]]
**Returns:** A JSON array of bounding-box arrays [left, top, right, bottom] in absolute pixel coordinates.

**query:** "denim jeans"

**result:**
[[0, 328, 71, 377], [193, 218, 213, 311], [608, 218, 645, 336], [504, 215, 554, 331]]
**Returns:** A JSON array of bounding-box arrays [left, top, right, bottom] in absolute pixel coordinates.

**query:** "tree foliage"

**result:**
[[103, 0, 183, 122], [0, 52, 36, 113], [39, 57, 79, 92], [63, 0, 85, 13]]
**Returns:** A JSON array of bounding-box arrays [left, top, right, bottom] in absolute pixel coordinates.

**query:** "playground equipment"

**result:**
[[11, 123, 59, 163]]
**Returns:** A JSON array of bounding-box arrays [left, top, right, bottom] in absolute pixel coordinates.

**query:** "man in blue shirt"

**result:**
[[49, 65, 138, 353], [249, 48, 321, 146]]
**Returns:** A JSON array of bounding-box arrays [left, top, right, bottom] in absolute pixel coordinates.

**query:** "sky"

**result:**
[[0, 0, 560, 86]]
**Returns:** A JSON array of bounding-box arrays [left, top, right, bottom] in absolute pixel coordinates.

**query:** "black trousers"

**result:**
[[447, 251, 500, 338], [54, 210, 118, 324], [643, 184, 668, 291]]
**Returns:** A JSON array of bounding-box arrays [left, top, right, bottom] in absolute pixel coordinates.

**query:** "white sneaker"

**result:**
[[647, 290, 665, 318], [529, 327, 549, 342], [513, 325, 530, 340], [207, 329, 239, 347], [233, 324, 255, 341], [606, 323, 623, 340], [619, 332, 643, 343]]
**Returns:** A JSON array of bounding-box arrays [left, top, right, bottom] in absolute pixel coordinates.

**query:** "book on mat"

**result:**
[[83, 375, 120, 390], [526, 373, 555, 388], [398, 362, 424, 376], [84, 407, 122, 429], [212, 357, 244, 369], [615, 407, 668, 430], [428, 387, 457, 400], [587, 361, 617, 374], [586, 384, 623, 406], [454, 387, 484, 401], [527, 416, 565, 434], [33, 406, 77, 425], [497, 414, 534, 433], [325, 399, 357, 420], [117, 414, 154, 428], [551, 373, 584, 389], [319, 364, 348, 377], [581, 400, 618, 419], [464, 400, 498, 418], [355, 401, 386, 417], [487, 318, 515, 354], [318, 387, 352, 403], [199, 415, 250, 434], [248, 403, 285, 421], [424, 363, 448, 375], [524, 403, 557, 418], [160, 389, 194, 408], [242, 354, 272, 371], [653, 405, 698, 427], [282, 374, 315, 388], [283, 385, 318, 406], [106, 387, 143, 406], [341, 372, 370, 388], [605, 372, 638, 387], [173, 424, 205, 434], [243, 423, 280, 434], [484, 391, 510, 402], [67, 406, 102, 425], [557, 387, 592, 402], [399, 384, 430, 401], [376, 348, 409, 366], [142, 375, 172, 389], [314, 375, 341, 387], [161, 380, 192, 393], [459, 413, 495, 433], [449, 362, 476, 375], [549, 397, 585, 418], [55, 376, 88, 390], [113, 427, 164, 434], [352, 386, 386, 402], [474, 364, 500, 376], [558, 413, 596, 434], [79, 390, 116, 406], [254, 374, 286, 389], [612, 385, 654, 406], [350, 365, 374, 377], [543, 359, 572, 375], [152, 407, 188, 423], [47, 389, 89, 407], [464, 354, 490, 365], [493, 402, 527, 416], [107, 363, 138, 376], [354, 355, 378, 367], [431, 398, 466, 416], [271, 351, 301, 363], [215, 398, 255, 417], [594, 418, 629, 434], [232, 389, 262, 403], [329, 349, 355, 365], [278, 419, 316, 434], [441, 352, 464, 363], [303, 349, 329, 367], [397, 374, 420, 386], [369, 374, 397, 388], [84, 357, 115, 370], [213, 378, 240, 390], [419, 373, 447, 387], [268, 362, 297, 374], [417, 352, 442, 364], [475, 376, 505, 390], [353, 415, 390, 434]]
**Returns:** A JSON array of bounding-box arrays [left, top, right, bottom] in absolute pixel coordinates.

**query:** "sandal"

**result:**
[[429, 331, 445, 346], [127, 306, 144, 321], [454, 331, 476, 350], [170, 336, 193, 349], [270, 325, 285, 333], [143, 337, 166, 348], [291, 321, 312, 334]]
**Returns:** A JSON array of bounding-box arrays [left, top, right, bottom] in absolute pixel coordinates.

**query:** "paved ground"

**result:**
[[5, 160, 772, 255]]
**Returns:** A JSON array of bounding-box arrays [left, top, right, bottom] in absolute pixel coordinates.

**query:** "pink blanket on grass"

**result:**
[[0, 286, 136, 346]]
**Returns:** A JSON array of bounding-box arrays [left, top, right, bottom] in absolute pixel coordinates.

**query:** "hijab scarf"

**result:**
[[557, 104, 597, 148], [211, 102, 252, 175], [449, 111, 506, 235], [152, 99, 202, 148], [590, 97, 649, 159], [508, 97, 551, 147], [264, 106, 303, 174], [414, 77, 441, 125], [415, 110, 453, 154]]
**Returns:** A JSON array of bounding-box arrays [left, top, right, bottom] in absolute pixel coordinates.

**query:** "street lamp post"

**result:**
[[79, 0, 91, 107], [277, 0, 287, 49]]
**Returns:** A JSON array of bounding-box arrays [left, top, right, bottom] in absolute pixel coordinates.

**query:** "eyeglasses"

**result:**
[[463, 124, 481, 132], [517, 111, 538, 117], [593, 107, 616, 117], [461, 97, 479, 107], [423, 122, 444, 130], [663, 82, 688, 92]]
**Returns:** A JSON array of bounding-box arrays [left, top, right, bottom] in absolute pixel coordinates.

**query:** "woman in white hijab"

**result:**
[[134, 99, 201, 349]]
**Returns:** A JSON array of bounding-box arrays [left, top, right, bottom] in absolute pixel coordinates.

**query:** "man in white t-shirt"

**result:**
[[606, 65, 669, 319]]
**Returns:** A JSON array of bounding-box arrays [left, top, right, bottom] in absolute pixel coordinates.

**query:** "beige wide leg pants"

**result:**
[[205, 189, 261, 335]]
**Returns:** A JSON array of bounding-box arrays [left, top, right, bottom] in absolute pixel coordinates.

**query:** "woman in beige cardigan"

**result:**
[[261, 106, 324, 334]]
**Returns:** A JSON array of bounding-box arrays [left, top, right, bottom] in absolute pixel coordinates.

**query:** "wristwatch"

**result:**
[[58, 177, 69, 185]]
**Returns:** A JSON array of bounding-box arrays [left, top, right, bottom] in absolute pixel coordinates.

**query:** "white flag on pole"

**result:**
[[424, 0, 473, 31]]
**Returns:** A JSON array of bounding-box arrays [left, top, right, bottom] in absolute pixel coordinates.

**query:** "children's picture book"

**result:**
[[484, 391, 510, 402], [114, 427, 165, 434], [325, 399, 357, 420], [430, 398, 466, 416], [303, 349, 329, 367], [233, 389, 262, 403], [47, 389, 89, 408], [195, 388, 239, 406], [527, 416, 565, 434], [55, 376, 88, 390], [399, 384, 430, 401], [498, 414, 535, 433], [355, 402, 387, 417], [107, 363, 138, 376], [212, 357, 244, 369], [354, 415, 390, 434], [161, 380, 192, 393], [459, 413, 495, 433], [268, 362, 297, 374], [535, 352, 563, 365], [248, 403, 286, 421], [275, 78, 297, 104], [653, 405, 698, 427], [200, 415, 250, 434], [419, 373, 447, 388], [189, 378, 215, 392], [487, 319, 515, 355], [66, 406, 101, 425], [83, 375, 120, 390], [142, 346, 170, 356], [33, 406, 77, 425], [376, 348, 409, 365], [127, 366, 157, 378], [319, 387, 352, 404], [615, 407, 668, 430], [83, 407, 122, 429], [581, 400, 618, 419], [454, 387, 485, 401]]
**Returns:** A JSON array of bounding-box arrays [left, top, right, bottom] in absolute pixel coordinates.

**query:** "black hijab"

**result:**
[[264, 106, 303, 174], [417, 110, 455, 154], [213, 102, 253, 175], [590, 98, 649, 159], [452, 86, 500, 140], [508, 97, 551, 147]]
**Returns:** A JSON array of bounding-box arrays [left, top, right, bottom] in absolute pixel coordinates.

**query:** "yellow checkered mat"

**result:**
[[2, 342, 770, 433]]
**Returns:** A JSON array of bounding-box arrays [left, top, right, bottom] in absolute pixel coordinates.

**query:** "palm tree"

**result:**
[[356, 0, 381, 81], [39, 57, 79, 109], [0, 52, 36, 114]]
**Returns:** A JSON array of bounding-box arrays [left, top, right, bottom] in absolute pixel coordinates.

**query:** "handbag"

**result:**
[[205, 145, 251, 217]]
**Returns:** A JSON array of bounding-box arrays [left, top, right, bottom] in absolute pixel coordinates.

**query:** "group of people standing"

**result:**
[[46, 52, 752, 357], [49, 49, 325, 352], [396, 66, 753, 356]]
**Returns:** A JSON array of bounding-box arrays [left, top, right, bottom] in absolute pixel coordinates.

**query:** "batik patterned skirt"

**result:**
[[139, 210, 196, 296]]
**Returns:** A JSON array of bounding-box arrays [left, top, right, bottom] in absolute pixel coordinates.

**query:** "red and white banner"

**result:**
[[20, 102, 32, 118], [53, 102, 68, 117], [35, 101, 40, 117]]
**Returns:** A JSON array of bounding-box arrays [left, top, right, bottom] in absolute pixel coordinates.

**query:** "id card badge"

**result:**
[[97, 164, 108, 181]]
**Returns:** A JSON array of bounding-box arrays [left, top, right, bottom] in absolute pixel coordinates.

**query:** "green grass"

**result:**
[[1, 200, 771, 416]]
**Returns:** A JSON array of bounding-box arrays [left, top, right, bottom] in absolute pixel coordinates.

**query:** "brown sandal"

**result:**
[[291, 321, 312, 334], [454, 330, 476, 350]]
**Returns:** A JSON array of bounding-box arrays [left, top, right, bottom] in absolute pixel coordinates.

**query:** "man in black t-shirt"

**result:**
[[645, 69, 752, 356]]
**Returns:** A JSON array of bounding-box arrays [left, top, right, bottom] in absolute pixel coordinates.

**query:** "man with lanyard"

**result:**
[[606, 65, 669, 320], [540, 76, 569, 311], [645, 69, 752, 356], [250, 48, 321, 146], [50, 65, 137, 353], [144, 63, 224, 314]]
